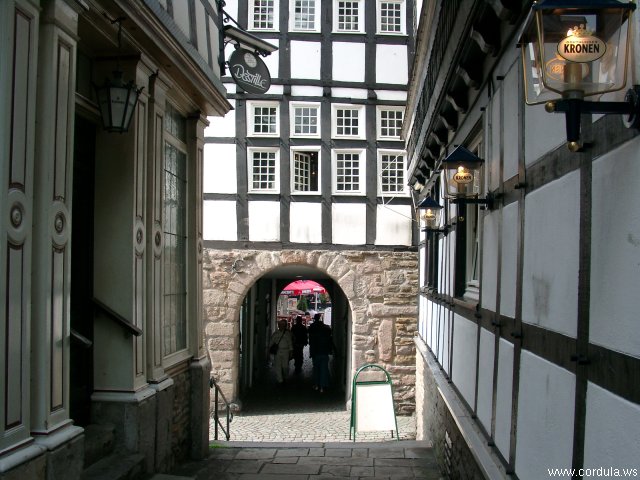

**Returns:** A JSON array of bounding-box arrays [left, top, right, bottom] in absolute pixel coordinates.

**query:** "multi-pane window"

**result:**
[[379, 151, 406, 195], [333, 106, 363, 138], [378, 1, 404, 34], [378, 107, 404, 139], [163, 104, 188, 356], [292, 0, 317, 30], [292, 150, 320, 193], [251, 0, 276, 29], [291, 104, 320, 137], [336, 0, 362, 32], [248, 102, 279, 136], [249, 148, 279, 192], [333, 150, 364, 193]]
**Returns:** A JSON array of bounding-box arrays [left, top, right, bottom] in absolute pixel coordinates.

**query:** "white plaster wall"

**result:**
[[261, 41, 280, 80], [289, 202, 322, 243], [205, 100, 236, 137], [195, 2, 208, 60], [224, 0, 238, 19], [331, 87, 368, 99], [291, 85, 323, 97], [375, 90, 407, 101], [489, 89, 501, 192], [440, 310, 450, 375], [331, 203, 366, 245], [332, 42, 366, 82], [203, 143, 237, 194], [590, 137, 640, 357], [172, 2, 190, 40], [522, 171, 579, 337], [500, 203, 518, 318], [476, 327, 495, 433], [515, 351, 575, 480], [290, 41, 321, 80], [375, 205, 412, 246], [583, 382, 640, 471], [481, 211, 499, 311], [494, 338, 513, 459], [376, 44, 408, 85], [524, 103, 565, 165], [419, 245, 425, 287], [203, 200, 237, 241], [503, 63, 520, 181], [451, 314, 477, 408], [248, 201, 280, 241]]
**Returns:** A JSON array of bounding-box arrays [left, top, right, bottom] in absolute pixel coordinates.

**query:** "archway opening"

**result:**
[[236, 265, 352, 414]]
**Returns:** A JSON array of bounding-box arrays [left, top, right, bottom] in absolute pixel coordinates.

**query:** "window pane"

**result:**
[[294, 106, 319, 135], [338, 1, 360, 31], [163, 141, 187, 356], [294, 0, 316, 29], [336, 108, 359, 136], [253, 106, 277, 134], [380, 109, 403, 138], [380, 2, 402, 32], [380, 153, 405, 194], [252, 0, 275, 29], [336, 152, 360, 191], [251, 151, 277, 190]]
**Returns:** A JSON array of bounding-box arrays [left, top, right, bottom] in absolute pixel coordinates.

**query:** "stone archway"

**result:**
[[203, 248, 419, 414]]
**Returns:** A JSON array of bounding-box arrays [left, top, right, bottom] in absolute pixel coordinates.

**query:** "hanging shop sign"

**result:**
[[228, 48, 271, 94]]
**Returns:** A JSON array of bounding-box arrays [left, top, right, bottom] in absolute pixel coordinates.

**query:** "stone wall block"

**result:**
[[337, 270, 356, 298], [279, 250, 308, 265], [378, 319, 395, 362], [204, 321, 238, 337]]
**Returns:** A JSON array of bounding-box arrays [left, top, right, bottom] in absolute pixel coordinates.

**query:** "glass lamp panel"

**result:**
[[420, 208, 442, 230], [525, 7, 630, 104], [443, 165, 482, 198]]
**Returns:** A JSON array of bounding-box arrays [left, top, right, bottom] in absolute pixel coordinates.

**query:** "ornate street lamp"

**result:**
[[441, 145, 493, 205], [518, 0, 639, 151], [416, 196, 446, 233], [94, 17, 143, 134]]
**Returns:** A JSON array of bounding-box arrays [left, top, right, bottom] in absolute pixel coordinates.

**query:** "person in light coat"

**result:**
[[269, 319, 293, 385]]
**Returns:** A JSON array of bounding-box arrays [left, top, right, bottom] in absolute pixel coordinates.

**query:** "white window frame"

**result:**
[[290, 146, 321, 195], [290, 102, 321, 138], [376, 106, 404, 140], [249, 0, 279, 31], [289, 0, 320, 32], [332, 148, 366, 195], [247, 101, 280, 137], [331, 104, 365, 139], [377, 0, 406, 35], [333, 0, 364, 33], [377, 149, 408, 197], [247, 147, 280, 193]]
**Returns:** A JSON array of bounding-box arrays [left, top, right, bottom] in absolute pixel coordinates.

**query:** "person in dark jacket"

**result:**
[[291, 315, 308, 373], [308, 313, 333, 392]]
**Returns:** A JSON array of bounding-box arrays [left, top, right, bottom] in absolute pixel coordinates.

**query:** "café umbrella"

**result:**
[[280, 280, 327, 296]]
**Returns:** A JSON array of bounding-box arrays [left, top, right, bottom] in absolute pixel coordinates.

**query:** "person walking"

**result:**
[[308, 313, 333, 393], [269, 320, 293, 385], [290, 315, 308, 374]]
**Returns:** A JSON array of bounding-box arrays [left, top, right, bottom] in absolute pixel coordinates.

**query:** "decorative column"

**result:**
[[30, 1, 83, 467], [0, 0, 43, 470]]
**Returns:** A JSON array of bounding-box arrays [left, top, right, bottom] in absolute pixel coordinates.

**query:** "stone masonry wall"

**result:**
[[203, 248, 419, 414]]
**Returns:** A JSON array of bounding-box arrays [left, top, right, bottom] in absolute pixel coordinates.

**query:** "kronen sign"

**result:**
[[557, 28, 606, 63]]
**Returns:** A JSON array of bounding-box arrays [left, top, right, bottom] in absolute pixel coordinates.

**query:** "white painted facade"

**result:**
[[406, 0, 640, 478]]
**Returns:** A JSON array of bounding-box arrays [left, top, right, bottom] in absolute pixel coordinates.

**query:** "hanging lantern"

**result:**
[[517, 0, 639, 150], [95, 70, 142, 133], [441, 145, 484, 199], [416, 196, 445, 232]]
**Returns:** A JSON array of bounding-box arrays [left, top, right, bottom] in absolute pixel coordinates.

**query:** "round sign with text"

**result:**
[[228, 48, 271, 94]]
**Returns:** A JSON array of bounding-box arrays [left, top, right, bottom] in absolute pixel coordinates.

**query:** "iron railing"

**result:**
[[209, 376, 233, 441]]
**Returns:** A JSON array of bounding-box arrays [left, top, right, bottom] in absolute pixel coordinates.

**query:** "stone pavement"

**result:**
[[171, 441, 443, 479], [166, 349, 445, 479]]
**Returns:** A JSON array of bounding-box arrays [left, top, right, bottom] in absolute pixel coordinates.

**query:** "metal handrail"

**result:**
[[92, 297, 143, 336], [209, 376, 233, 441]]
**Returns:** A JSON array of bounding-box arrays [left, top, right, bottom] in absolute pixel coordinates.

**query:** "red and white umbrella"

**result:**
[[280, 279, 326, 296]]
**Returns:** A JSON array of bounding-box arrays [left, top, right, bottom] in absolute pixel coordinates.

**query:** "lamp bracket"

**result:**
[[450, 194, 495, 210]]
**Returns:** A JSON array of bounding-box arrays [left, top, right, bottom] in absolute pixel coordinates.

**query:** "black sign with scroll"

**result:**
[[228, 48, 271, 94]]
